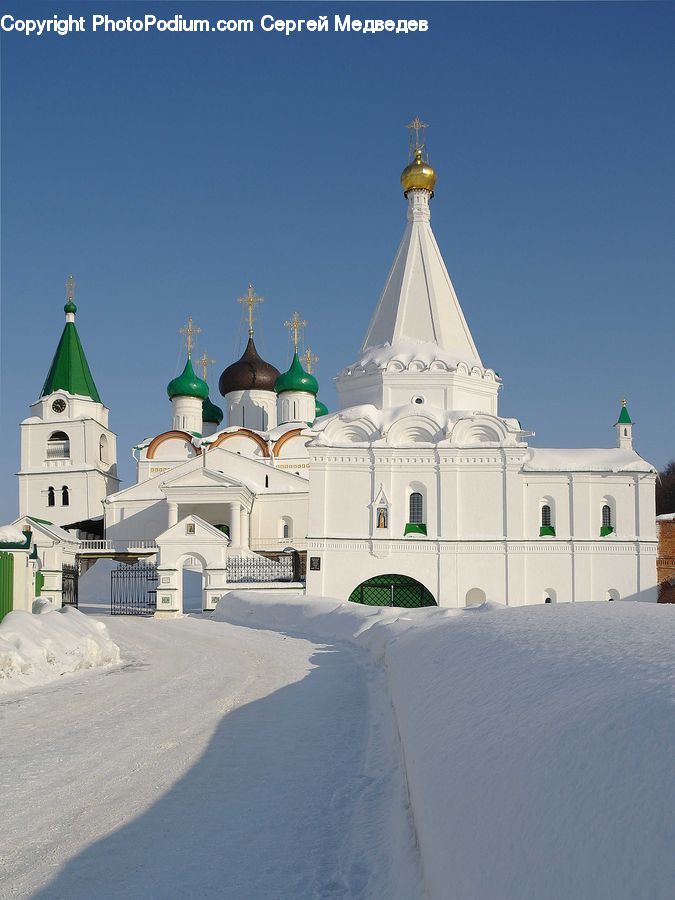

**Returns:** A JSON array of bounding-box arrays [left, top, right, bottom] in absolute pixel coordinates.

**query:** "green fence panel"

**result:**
[[35, 570, 44, 597], [348, 573, 436, 608], [0, 551, 14, 622]]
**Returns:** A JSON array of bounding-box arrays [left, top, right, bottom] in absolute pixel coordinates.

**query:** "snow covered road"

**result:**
[[0, 614, 423, 900]]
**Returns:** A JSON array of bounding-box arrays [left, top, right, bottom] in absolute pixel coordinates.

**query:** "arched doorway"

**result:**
[[348, 574, 436, 608]]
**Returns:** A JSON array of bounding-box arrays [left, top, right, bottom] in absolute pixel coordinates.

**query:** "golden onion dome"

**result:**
[[400, 148, 437, 196]]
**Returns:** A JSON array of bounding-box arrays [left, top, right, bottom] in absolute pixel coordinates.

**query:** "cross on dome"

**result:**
[[179, 316, 201, 358], [238, 282, 264, 337], [406, 116, 428, 154], [284, 311, 307, 352], [65, 274, 76, 302], [198, 351, 215, 380], [303, 347, 319, 374]]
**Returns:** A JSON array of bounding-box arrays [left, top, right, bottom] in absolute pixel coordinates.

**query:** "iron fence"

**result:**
[[111, 563, 158, 615], [62, 564, 79, 608], [227, 551, 305, 584]]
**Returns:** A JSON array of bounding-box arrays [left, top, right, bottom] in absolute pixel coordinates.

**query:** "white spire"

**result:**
[[361, 190, 482, 367]]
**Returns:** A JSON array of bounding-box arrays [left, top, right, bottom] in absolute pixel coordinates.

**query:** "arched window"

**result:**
[[47, 431, 70, 459], [61, 486, 69, 506], [47, 486, 55, 507], [280, 516, 292, 540], [601, 504, 614, 536], [540, 503, 555, 536], [409, 492, 424, 524], [99, 434, 108, 464]]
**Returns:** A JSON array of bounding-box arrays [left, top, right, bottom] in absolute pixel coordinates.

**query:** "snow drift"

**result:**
[[0, 603, 120, 694], [214, 593, 675, 900]]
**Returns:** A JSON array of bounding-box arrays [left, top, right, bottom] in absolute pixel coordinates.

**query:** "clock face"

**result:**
[[52, 399, 66, 413]]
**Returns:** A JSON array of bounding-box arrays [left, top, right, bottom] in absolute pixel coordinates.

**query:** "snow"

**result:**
[[340, 338, 497, 377], [524, 446, 655, 472], [214, 593, 675, 900], [656, 512, 675, 521], [0, 604, 120, 694], [2, 595, 672, 899], [0, 524, 27, 543]]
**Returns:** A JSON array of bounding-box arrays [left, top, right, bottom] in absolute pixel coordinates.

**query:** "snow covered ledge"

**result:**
[[0, 602, 120, 694]]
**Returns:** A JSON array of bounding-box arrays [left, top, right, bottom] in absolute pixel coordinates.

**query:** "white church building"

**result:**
[[18, 124, 658, 611]]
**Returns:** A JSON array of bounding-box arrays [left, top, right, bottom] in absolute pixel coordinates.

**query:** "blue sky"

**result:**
[[1, 1, 674, 514]]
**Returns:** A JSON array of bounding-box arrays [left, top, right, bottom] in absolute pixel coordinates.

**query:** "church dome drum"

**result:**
[[218, 337, 280, 397]]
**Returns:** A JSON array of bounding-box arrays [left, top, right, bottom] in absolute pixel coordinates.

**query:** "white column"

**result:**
[[229, 501, 241, 548], [240, 507, 250, 549], [168, 502, 178, 527]]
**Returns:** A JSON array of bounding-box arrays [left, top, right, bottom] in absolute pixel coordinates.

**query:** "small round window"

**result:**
[[412, 396, 425, 405]]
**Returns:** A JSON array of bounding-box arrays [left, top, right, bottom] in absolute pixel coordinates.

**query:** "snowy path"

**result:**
[[0, 615, 423, 900]]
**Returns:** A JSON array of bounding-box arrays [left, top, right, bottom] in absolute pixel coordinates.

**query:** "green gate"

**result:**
[[35, 570, 44, 597], [0, 551, 14, 622], [348, 574, 436, 608]]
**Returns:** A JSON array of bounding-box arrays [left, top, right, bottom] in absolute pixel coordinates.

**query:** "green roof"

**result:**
[[275, 352, 319, 396], [41, 321, 101, 403], [315, 398, 329, 418], [167, 356, 209, 400], [617, 402, 632, 424], [202, 394, 224, 425]]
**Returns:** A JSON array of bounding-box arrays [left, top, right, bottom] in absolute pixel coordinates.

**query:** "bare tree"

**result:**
[[656, 461, 675, 516]]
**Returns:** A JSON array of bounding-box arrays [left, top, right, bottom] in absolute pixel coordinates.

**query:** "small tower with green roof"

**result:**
[[18, 276, 120, 526], [615, 399, 633, 450], [276, 314, 319, 425], [167, 317, 209, 436], [196, 351, 224, 437]]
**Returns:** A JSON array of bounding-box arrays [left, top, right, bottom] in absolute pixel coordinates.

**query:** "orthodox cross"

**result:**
[[406, 116, 428, 154], [238, 282, 264, 337], [179, 316, 201, 358], [198, 351, 215, 380], [284, 311, 307, 352], [65, 274, 76, 301], [303, 347, 319, 374]]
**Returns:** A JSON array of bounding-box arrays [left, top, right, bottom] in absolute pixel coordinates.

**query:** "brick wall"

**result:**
[[657, 519, 675, 603]]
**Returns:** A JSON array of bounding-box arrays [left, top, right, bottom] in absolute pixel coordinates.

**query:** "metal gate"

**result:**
[[111, 563, 158, 616], [62, 564, 79, 608], [348, 574, 436, 608]]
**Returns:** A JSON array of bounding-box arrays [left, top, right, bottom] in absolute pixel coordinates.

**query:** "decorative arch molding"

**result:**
[[321, 419, 379, 446], [211, 428, 270, 458], [146, 430, 201, 460], [385, 414, 442, 445], [272, 428, 307, 457], [450, 415, 509, 447]]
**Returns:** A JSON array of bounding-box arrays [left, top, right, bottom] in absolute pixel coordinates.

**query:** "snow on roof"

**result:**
[[523, 448, 655, 473], [656, 513, 675, 521], [0, 525, 28, 544]]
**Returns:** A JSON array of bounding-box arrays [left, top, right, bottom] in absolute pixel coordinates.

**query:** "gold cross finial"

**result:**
[[622, 398, 627, 407], [303, 347, 319, 374], [284, 311, 307, 352], [198, 350, 215, 380], [237, 282, 264, 337], [179, 316, 201, 358], [65, 274, 76, 302], [406, 116, 428, 154]]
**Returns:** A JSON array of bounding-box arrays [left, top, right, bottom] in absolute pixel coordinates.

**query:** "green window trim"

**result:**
[[404, 522, 427, 536], [600, 525, 614, 537], [539, 525, 556, 537]]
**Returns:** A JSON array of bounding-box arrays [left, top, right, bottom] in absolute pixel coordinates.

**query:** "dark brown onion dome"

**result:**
[[218, 336, 280, 397]]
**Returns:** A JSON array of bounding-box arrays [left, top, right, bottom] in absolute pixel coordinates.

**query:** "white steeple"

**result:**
[[361, 188, 482, 366], [336, 122, 499, 415]]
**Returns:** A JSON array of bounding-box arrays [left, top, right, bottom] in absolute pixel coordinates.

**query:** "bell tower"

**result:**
[[17, 276, 120, 526]]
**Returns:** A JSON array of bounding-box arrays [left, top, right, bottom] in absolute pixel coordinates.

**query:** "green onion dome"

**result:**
[[64, 299, 77, 315], [275, 352, 319, 396], [315, 398, 329, 417], [202, 394, 224, 425], [167, 356, 209, 401]]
